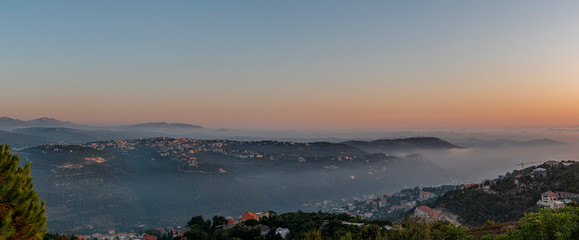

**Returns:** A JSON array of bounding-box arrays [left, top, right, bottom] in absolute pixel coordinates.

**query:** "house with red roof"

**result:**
[[143, 233, 158, 240], [413, 205, 444, 222], [363, 212, 373, 218], [537, 190, 575, 210], [461, 183, 479, 190], [239, 211, 259, 221], [419, 191, 435, 201], [222, 217, 239, 230], [227, 218, 238, 224], [92, 233, 104, 240], [542, 191, 557, 202]]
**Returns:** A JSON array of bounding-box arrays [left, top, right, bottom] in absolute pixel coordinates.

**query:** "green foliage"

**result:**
[[180, 211, 393, 240], [302, 229, 322, 240], [339, 232, 353, 240], [484, 220, 495, 227], [212, 215, 227, 228], [183, 215, 262, 240], [480, 234, 495, 240], [387, 218, 473, 240], [227, 225, 261, 240], [42, 233, 80, 240], [359, 224, 382, 240], [186, 227, 210, 240], [177, 207, 579, 240], [145, 228, 163, 237], [494, 205, 579, 240], [0, 144, 48, 240], [187, 215, 211, 232], [245, 219, 260, 227]]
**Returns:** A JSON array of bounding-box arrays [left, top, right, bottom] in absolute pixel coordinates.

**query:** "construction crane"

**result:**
[[516, 160, 544, 177]]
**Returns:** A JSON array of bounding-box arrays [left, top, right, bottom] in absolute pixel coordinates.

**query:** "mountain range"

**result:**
[[1, 117, 565, 149], [0, 117, 82, 130], [19, 137, 456, 233], [343, 137, 462, 154]]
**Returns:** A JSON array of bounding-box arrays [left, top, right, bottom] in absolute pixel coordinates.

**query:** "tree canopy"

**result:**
[[0, 144, 48, 240]]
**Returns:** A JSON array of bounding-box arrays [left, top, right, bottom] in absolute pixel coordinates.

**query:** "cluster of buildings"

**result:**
[[333, 188, 441, 220], [537, 191, 577, 210], [80, 138, 358, 170], [544, 160, 576, 167], [461, 179, 497, 190], [75, 227, 186, 240]]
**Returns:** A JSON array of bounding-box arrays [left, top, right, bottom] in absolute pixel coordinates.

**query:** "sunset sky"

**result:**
[[2, 1, 579, 130]]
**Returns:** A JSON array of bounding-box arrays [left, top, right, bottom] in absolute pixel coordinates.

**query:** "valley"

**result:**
[[18, 136, 459, 232]]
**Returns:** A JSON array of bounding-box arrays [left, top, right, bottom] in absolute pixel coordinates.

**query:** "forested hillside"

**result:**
[[434, 162, 579, 225]]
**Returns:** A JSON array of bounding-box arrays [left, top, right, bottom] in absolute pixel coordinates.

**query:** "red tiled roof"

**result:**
[[543, 191, 556, 197], [143, 234, 158, 240], [228, 218, 238, 224], [240, 211, 259, 221], [416, 205, 432, 212], [416, 205, 442, 218]]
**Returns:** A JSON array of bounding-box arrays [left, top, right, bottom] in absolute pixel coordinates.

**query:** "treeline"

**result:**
[[134, 204, 577, 240], [41, 204, 578, 239], [175, 210, 472, 240], [180, 211, 391, 240], [435, 162, 579, 225]]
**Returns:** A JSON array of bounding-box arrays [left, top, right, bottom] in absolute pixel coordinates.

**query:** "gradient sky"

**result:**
[[2, 1, 579, 130]]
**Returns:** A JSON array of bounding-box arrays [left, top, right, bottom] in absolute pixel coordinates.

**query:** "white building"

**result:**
[[275, 228, 290, 238], [537, 191, 574, 210]]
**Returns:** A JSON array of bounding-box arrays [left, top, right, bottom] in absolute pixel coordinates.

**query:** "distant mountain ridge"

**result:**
[[343, 137, 462, 154], [0, 117, 81, 130], [123, 122, 203, 129], [0, 117, 206, 143], [0, 117, 203, 129]]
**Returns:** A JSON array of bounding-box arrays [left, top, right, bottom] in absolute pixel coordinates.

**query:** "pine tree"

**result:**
[[0, 144, 47, 240]]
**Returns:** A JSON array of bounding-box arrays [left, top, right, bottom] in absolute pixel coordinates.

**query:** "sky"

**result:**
[[2, 1, 579, 130]]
